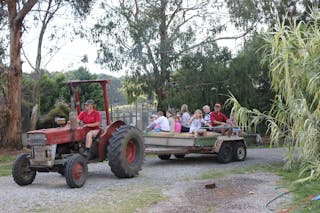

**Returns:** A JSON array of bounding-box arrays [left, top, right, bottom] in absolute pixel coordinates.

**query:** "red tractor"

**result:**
[[12, 80, 144, 188]]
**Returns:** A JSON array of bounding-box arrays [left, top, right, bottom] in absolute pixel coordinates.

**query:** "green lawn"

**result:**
[[0, 155, 14, 176], [275, 166, 320, 213]]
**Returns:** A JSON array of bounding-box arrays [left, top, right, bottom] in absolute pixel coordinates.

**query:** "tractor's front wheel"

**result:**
[[12, 153, 36, 186], [65, 155, 88, 188], [108, 125, 144, 178]]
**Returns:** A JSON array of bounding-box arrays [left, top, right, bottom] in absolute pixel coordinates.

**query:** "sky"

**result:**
[[21, 1, 244, 78]]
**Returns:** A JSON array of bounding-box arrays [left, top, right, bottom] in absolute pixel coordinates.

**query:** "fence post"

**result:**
[[135, 102, 138, 128], [110, 104, 113, 122]]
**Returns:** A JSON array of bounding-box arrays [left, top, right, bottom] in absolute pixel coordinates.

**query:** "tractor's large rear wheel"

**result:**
[[65, 154, 88, 188], [108, 125, 144, 178], [12, 153, 36, 186]]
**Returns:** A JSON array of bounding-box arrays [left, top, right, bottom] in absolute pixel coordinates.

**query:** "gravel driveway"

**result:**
[[0, 148, 287, 212]]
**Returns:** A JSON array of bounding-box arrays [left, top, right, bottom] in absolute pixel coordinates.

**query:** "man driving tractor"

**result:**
[[77, 99, 101, 157]]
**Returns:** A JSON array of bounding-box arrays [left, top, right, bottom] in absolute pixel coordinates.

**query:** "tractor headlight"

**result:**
[[27, 134, 47, 146]]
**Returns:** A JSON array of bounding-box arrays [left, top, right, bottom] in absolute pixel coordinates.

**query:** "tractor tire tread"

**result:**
[[108, 125, 144, 178], [12, 153, 36, 186], [65, 154, 88, 188]]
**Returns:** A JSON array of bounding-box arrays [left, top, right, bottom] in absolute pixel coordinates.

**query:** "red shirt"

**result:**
[[78, 110, 101, 130], [210, 111, 228, 126]]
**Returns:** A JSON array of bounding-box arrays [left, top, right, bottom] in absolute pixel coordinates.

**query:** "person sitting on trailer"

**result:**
[[146, 111, 170, 132], [202, 105, 212, 129], [77, 99, 101, 157], [149, 114, 161, 132], [189, 109, 207, 137], [210, 103, 230, 132]]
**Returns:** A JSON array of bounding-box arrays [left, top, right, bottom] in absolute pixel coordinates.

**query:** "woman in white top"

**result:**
[[146, 111, 170, 132], [180, 104, 190, 132]]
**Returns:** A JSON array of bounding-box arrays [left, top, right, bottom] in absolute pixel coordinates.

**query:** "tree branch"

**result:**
[[143, 39, 160, 75], [21, 46, 35, 70], [178, 24, 255, 56], [43, 41, 67, 68], [134, 0, 139, 21], [14, 0, 38, 24], [166, 0, 183, 28]]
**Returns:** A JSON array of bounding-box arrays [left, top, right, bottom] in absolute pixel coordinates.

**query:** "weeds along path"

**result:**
[[0, 148, 285, 212]]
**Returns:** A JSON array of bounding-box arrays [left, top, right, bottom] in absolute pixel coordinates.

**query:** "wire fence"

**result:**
[[102, 103, 157, 130]]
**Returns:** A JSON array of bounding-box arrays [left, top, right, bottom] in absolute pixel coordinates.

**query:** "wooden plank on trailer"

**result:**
[[144, 136, 194, 147], [167, 138, 194, 146], [145, 147, 188, 155]]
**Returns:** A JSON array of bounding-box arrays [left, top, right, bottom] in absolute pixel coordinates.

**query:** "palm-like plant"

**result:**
[[227, 10, 320, 181]]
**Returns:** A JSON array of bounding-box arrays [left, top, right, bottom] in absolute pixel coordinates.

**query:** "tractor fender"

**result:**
[[98, 120, 126, 161], [214, 136, 246, 153]]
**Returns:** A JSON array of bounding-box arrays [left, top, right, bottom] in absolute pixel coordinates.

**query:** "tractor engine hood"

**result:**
[[27, 126, 87, 145]]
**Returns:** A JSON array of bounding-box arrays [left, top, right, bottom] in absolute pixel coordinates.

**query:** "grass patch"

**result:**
[[0, 155, 15, 163], [0, 164, 12, 176], [58, 185, 167, 213], [106, 188, 167, 213], [0, 155, 14, 176], [273, 167, 320, 213], [199, 163, 281, 180]]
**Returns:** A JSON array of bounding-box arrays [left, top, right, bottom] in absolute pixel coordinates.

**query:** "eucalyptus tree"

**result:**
[[0, 1, 7, 146], [227, 0, 320, 27], [3, 0, 38, 149], [23, 0, 94, 130], [1, 0, 93, 148], [91, 0, 254, 111], [25, 0, 63, 131]]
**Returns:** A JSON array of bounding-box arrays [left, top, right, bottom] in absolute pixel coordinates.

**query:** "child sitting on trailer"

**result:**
[[189, 109, 207, 137], [174, 115, 182, 133]]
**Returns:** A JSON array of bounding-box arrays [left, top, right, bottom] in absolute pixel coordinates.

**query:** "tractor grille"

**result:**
[[30, 145, 56, 167], [27, 133, 47, 146]]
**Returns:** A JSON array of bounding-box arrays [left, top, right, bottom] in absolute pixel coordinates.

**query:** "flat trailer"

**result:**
[[144, 132, 247, 163]]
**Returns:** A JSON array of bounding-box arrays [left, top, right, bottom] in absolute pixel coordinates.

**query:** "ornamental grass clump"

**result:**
[[226, 11, 320, 181]]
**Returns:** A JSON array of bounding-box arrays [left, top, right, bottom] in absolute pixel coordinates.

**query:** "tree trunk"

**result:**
[[0, 89, 7, 147], [156, 0, 171, 112], [29, 103, 39, 130], [156, 88, 166, 112], [2, 0, 37, 149], [4, 23, 23, 149], [29, 74, 41, 130]]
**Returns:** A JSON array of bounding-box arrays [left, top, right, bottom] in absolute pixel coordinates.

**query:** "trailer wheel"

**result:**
[[108, 125, 144, 178], [174, 154, 185, 159], [233, 142, 247, 161], [217, 143, 233, 163], [158, 154, 171, 160], [12, 153, 36, 186], [65, 154, 88, 188]]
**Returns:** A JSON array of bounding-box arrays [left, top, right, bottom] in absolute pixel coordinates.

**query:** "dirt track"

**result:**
[[0, 148, 289, 212]]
